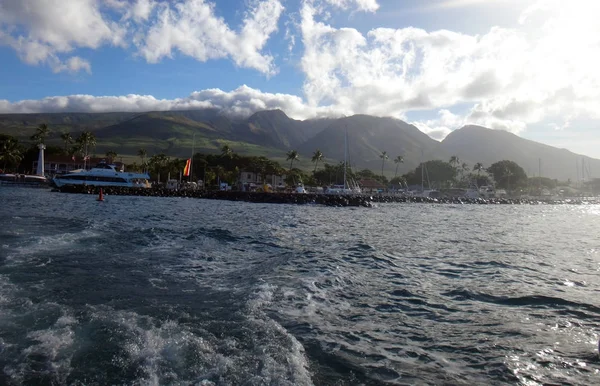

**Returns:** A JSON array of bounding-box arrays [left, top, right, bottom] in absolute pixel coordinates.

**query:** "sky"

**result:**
[[0, 0, 599, 158]]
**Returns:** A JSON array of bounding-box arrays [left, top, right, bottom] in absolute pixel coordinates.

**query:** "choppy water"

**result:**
[[0, 188, 599, 385]]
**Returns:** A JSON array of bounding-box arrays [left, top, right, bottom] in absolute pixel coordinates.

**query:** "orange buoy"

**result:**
[[97, 188, 104, 201]]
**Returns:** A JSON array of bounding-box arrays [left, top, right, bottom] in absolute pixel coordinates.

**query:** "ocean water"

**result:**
[[0, 188, 599, 385]]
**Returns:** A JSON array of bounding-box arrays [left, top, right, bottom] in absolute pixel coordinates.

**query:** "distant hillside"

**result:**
[[441, 125, 599, 181], [299, 115, 449, 174], [1, 109, 598, 180], [0, 112, 137, 137]]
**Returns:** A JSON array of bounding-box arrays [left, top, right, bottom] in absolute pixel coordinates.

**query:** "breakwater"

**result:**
[[53, 185, 598, 207]]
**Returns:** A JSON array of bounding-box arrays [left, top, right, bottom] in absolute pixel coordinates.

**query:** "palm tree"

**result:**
[[60, 132, 73, 154], [77, 131, 96, 155], [221, 144, 233, 158], [105, 150, 117, 163], [0, 138, 22, 172], [138, 148, 147, 172], [449, 155, 460, 168], [215, 165, 226, 184], [473, 162, 484, 175], [393, 155, 404, 178], [311, 149, 323, 173], [30, 123, 50, 144], [76, 131, 96, 168], [148, 153, 170, 182], [379, 151, 388, 178], [286, 150, 299, 170]]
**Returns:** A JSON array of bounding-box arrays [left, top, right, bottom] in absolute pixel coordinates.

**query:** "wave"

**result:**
[[442, 289, 600, 314]]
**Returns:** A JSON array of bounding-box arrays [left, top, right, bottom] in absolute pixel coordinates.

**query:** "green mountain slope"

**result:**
[[0, 109, 598, 180], [0, 112, 137, 137], [440, 125, 600, 181], [298, 115, 449, 175]]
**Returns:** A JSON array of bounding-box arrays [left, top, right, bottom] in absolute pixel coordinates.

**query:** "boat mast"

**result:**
[[539, 158, 541, 193], [344, 125, 348, 190], [421, 149, 424, 192], [190, 132, 195, 182]]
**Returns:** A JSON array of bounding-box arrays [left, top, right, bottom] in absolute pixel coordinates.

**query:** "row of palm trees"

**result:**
[[378, 151, 405, 179], [285, 149, 324, 173], [285, 148, 487, 184], [29, 123, 98, 162], [286, 148, 407, 182], [0, 123, 101, 172]]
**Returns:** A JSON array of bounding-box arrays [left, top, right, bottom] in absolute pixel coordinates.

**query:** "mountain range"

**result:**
[[1, 109, 596, 181]]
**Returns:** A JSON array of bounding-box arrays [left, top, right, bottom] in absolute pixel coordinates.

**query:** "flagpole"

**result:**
[[190, 133, 195, 182]]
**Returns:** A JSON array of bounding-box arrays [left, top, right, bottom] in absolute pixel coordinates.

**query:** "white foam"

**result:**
[[6, 229, 101, 263], [6, 311, 78, 385], [244, 283, 314, 386], [148, 278, 168, 290], [86, 303, 313, 386]]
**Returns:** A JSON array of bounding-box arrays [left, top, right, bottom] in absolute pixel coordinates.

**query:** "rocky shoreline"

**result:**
[[53, 185, 598, 207]]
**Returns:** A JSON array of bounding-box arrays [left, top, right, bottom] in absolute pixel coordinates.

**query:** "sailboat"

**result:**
[[326, 126, 361, 195], [414, 151, 439, 198]]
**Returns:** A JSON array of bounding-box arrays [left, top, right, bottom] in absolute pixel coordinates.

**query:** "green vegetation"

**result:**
[[286, 150, 299, 169], [311, 149, 323, 172], [0, 119, 590, 197], [486, 160, 528, 190], [0, 128, 531, 193], [393, 155, 404, 178], [402, 160, 458, 188], [379, 151, 388, 179], [30, 123, 50, 145], [0, 134, 24, 172]]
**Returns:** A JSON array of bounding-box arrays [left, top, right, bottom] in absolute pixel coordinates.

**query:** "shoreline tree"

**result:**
[[221, 144, 233, 158], [312, 149, 323, 173], [487, 160, 527, 191], [76, 131, 96, 168], [31, 123, 50, 145], [0, 136, 23, 172], [105, 151, 117, 163], [138, 148, 147, 172], [60, 132, 73, 154], [402, 160, 457, 189], [379, 151, 388, 179], [393, 155, 404, 178], [286, 150, 299, 170]]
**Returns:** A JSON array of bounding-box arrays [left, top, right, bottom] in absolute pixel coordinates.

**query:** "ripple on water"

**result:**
[[1, 190, 600, 385]]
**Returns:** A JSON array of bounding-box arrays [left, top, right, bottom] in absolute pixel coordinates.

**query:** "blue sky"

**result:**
[[1, 0, 599, 158]]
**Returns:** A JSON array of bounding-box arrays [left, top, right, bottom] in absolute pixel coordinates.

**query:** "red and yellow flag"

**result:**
[[183, 159, 191, 176]]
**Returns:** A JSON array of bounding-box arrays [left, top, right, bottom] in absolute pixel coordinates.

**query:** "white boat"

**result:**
[[413, 152, 437, 198], [415, 189, 440, 198], [295, 182, 307, 194], [53, 161, 151, 188], [0, 173, 48, 187]]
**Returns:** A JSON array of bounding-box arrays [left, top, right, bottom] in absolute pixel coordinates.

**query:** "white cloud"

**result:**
[[51, 56, 93, 74], [136, 0, 284, 74], [130, 0, 155, 21], [0, 0, 284, 75], [320, 0, 379, 12], [103, 0, 128, 10], [412, 110, 461, 140], [297, 0, 600, 137], [0, 85, 345, 120], [417, 0, 521, 12], [0, 0, 124, 72]]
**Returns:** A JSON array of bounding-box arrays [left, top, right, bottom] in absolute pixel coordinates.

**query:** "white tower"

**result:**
[[36, 143, 46, 176]]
